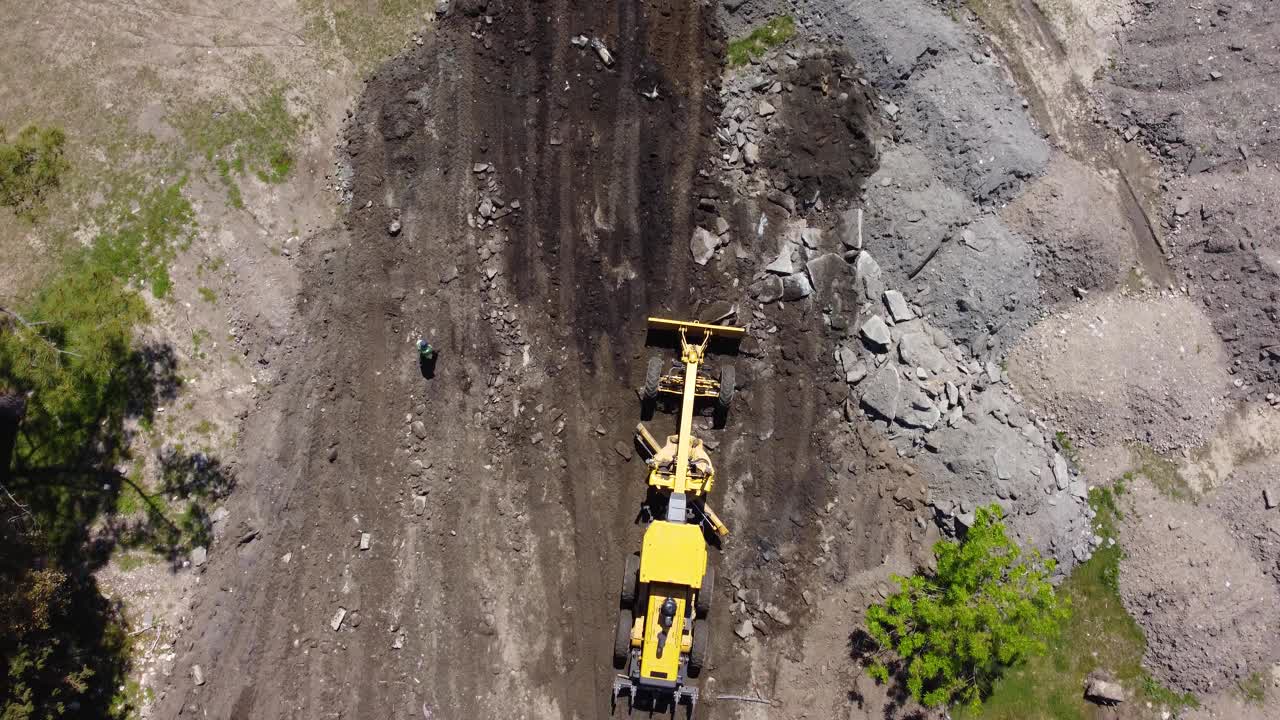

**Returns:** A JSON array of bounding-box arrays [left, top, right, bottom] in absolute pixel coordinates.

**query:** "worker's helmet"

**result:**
[[416, 339, 428, 350]]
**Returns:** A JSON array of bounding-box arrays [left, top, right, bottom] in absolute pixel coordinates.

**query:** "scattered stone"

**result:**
[[765, 247, 798, 275], [191, 664, 205, 686], [860, 362, 902, 421], [440, 265, 459, 284], [1265, 488, 1278, 510], [715, 216, 730, 236], [757, 100, 776, 117], [530, 432, 544, 445], [804, 253, 846, 299], [191, 546, 207, 567], [591, 38, 614, 66], [699, 300, 736, 325], [1174, 197, 1192, 216], [359, 532, 371, 551], [413, 494, 427, 515], [750, 275, 784, 303], [883, 290, 913, 322], [1053, 453, 1070, 491], [897, 398, 941, 430], [734, 619, 755, 639], [331, 607, 348, 631], [392, 634, 406, 650], [860, 315, 891, 352], [614, 441, 633, 461], [1187, 152, 1214, 175], [690, 227, 719, 265], [1209, 70, 1223, 81], [1084, 677, 1125, 705], [781, 272, 813, 301], [764, 603, 792, 626], [387, 219, 402, 236], [412, 420, 429, 439], [882, 102, 900, 120], [898, 333, 945, 372], [854, 252, 884, 302], [744, 142, 760, 165]]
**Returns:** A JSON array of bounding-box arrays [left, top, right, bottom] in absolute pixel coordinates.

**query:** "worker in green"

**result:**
[[416, 338, 437, 378]]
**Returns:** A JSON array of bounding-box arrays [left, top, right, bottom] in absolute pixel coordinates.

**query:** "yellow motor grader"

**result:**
[[612, 318, 742, 716]]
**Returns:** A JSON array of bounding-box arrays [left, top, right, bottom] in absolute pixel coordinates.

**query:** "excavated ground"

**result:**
[[158, 3, 885, 718]]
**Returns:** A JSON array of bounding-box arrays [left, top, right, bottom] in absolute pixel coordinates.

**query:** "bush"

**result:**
[[0, 126, 69, 220], [865, 505, 1068, 709]]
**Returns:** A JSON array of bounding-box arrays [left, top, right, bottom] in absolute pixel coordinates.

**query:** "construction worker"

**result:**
[[416, 338, 437, 378], [416, 338, 435, 362]]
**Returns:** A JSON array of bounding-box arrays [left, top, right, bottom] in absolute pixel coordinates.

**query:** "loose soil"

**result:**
[[156, 3, 885, 718]]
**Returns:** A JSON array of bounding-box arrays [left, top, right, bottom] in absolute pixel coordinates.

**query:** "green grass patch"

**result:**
[[1238, 671, 1267, 705], [1127, 444, 1193, 501], [175, 84, 305, 206], [114, 552, 158, 572], [964, 486, 1197, 719], [197, 286, 217, 304], [727, 16, 797, 67], [0, 124, 69, 221], [1054, 431, 1080, 464], [300, 0, 438, 71], [82, 177, 197, 299]]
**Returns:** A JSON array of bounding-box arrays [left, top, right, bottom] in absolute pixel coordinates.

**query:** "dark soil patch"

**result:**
[[763, 53, 879, 206]]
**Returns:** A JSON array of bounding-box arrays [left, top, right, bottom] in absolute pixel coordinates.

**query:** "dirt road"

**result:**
[[160, 3, 861, 718]]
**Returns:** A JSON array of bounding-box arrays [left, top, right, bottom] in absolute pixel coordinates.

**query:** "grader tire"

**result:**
[[613, 609, 634, 668], [717, 365, 735, 409], [689, 618, 710, 677], [695, 565, 715, 618], [621, 553, 640, 608], [642, 356, 663, 400]]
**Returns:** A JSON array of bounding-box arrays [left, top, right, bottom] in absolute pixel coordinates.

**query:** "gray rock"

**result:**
[[440, 265, 459, 284], [359, 532, 372, 550], [734, 619, 755, 639], [1084, 678, 1125, 705], [860, 315, 892, 351], [751, 275, 784, 303], [722, 0, 746, 9], [882, 102, 900, 120], [944, 381, 959, 407], [387, 219, 402, 236], [765, 247, 798, 275], [860, 363, 901, 421], [191, 664, 206, 686], [781, 272, 812, 301], [764, 603, 792, 626], [412, 420, 428, 440], [805, 253, 847, 300], [898, 332, 945, 372], [699, 300, 736, 325], [1053, 453, 1070, 491], [1070, 478, 1088, 500], [330, 607, 347, 631], [211, 507, 230, 525], [715, 216, 730, 236], [883, 289, 913, 322], [1265, 487, 1277, 509], [837, 345, 858, 376], [897, 398, 940, 430], [744, 142, 760, 165], [1174, 197, 1192, 216], [191, 546, 207, 567], [854, 251, 884, 303], [690, 227, 719, 265], [757, 100, 776, 117]]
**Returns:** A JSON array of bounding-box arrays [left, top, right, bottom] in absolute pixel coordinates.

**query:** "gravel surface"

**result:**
[[1104, 0, 1280, 393], [1008, 293, 1231, 452], [1119, 479, 1280, 695]]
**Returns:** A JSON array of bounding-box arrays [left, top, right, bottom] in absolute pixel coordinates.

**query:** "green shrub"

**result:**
[[0, 126, 69, 220], [865, 505, 1068, 709]]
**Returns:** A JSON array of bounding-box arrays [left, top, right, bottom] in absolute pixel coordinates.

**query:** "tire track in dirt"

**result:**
[[160, 3, 732, 719]]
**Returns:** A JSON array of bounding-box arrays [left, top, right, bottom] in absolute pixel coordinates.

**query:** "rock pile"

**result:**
[[839, 245, 1096, 567]]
